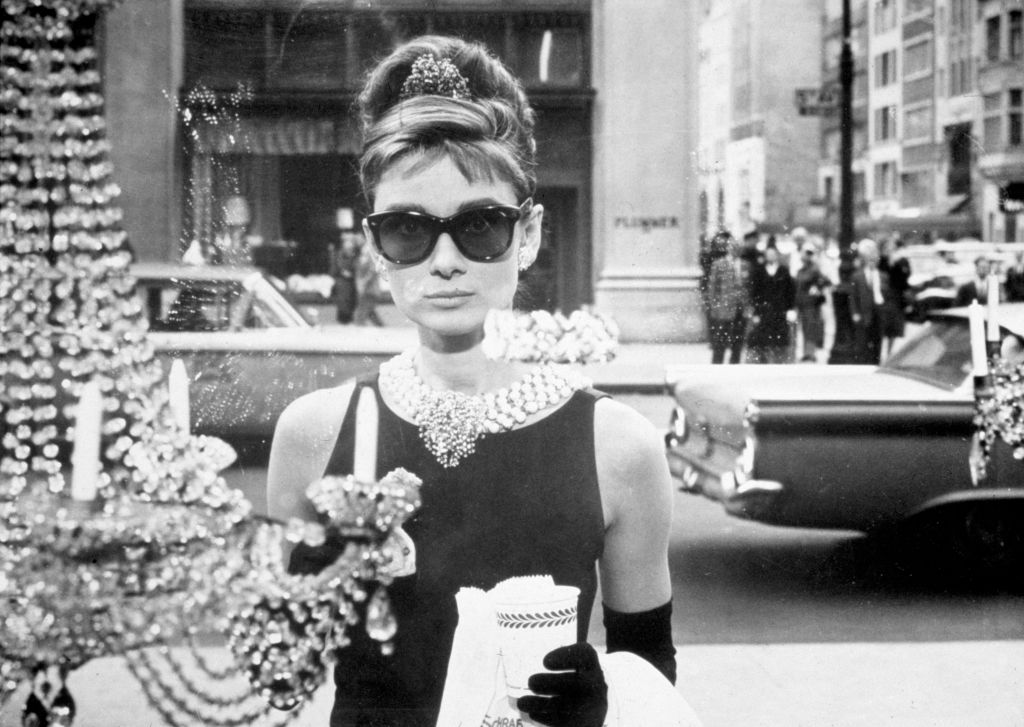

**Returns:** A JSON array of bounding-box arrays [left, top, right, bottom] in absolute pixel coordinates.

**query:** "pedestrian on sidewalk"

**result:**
[[329, 231, 360, 324], [706, 231, 749, 364], [850, 238, 890, 365], [794, 242, 831, 362], [746, 245, 796, 364], [352, 236, 385, 326]]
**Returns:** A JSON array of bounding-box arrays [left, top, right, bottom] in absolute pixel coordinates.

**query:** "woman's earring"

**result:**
[[517, 247, 532, 272]]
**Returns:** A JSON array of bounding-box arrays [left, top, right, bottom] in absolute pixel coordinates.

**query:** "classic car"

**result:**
[[664, 305, 1024, 541], [133, 262, 416, 454], [903, 264, 976, 322]]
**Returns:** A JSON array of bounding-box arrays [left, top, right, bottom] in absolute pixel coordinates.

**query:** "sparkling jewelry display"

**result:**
[[0, 2, 420, 725], [482, 308, 620, 365]]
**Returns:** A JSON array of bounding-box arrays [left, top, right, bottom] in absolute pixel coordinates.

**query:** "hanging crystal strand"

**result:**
[[365, 586, 398, 654]]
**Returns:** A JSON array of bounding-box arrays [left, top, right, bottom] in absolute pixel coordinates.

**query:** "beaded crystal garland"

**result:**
[[973, 358, 1024, 473], [0, 2, 420, 725], [379, 350, 591, 468]]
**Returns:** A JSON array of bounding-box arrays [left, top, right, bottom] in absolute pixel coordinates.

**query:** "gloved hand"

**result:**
[[516, 642, 608, 727]]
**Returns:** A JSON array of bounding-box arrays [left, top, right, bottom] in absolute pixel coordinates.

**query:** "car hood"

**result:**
[[148, 325, 419, 354], [666, 364, 966, 446]]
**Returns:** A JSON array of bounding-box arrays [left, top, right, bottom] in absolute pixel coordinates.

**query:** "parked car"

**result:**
[[903, 264, 976, 322], [664, 305, 1024, 543], [133, 262, 415, 454]]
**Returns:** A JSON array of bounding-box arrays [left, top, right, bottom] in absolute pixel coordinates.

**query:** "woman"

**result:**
[[267, 36, 675, 727], [793, 243, 831, 362]]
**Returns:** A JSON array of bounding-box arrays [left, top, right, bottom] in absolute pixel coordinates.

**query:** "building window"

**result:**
[[905, 0, 932, 17], [945, 122, 972, 195], [904, 105, 933, 141], [1010, 88, 1023, 146], [901, 170, 933, 207], [984, 115, 1002, 147], [1011, 10, 1023, 60], [874, 161, 898, 198], [874, 49, 898, 87], [875, 105, 897, 141], [987, 15, 1001, 62], [874, 0, 897, 33], [903, 39, 932, 78]]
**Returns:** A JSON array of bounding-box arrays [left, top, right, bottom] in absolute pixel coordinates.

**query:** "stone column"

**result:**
[[591, 0, 703, 342], [103, 0, 183, 263]]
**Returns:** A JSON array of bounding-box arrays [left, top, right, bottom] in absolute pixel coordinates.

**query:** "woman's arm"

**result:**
[[593, 398, 674, 612], [266, 381, 356, 525]]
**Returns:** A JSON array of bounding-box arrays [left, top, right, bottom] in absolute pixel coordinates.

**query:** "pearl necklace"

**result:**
[[379, 350, 591, 468]]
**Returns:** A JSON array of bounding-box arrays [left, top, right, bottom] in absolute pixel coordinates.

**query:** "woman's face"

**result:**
[[367, 154, 541, 348]]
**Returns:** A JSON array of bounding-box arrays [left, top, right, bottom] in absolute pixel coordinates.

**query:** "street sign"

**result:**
[[794, 87, 838, 116]]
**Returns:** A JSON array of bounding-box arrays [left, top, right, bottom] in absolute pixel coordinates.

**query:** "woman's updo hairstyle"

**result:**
[[358, 35, 537, 207]]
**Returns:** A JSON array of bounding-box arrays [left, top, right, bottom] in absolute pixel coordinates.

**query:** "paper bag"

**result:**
[[436, 577, 703, 727]]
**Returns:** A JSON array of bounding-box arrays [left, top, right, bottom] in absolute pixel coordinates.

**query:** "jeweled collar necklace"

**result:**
[[378, 350, 590, 468]]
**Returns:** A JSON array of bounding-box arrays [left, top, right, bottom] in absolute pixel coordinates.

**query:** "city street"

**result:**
[[217, 393, 1024, 726], [6, 394, 1017, 727]]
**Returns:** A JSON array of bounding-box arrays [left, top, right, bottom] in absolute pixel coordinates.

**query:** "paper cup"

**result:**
[[493, 584, 580, 698]]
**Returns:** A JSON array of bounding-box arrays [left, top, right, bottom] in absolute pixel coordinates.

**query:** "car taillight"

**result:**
[[667, 405, 687, 445]]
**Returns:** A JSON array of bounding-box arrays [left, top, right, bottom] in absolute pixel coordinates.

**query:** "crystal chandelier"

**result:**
[[0, 2, 419, 724]]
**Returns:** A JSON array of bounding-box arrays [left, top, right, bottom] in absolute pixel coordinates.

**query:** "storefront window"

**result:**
[[265, 11, 351, 90], [185, 9, 265, 89], [518, 27, 584, 86]]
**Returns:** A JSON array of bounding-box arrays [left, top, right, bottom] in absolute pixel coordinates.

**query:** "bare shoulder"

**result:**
[[593, 396, 672, 518], [267, 381, 356, 519], [276, 381, 356, 443]]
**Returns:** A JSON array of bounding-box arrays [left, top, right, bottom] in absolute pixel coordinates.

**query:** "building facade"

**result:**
[[697, 0, 823, 240], [101, 0, 704, 342], [816, 0, 1022, 244], [977, 0, 1024, 242]]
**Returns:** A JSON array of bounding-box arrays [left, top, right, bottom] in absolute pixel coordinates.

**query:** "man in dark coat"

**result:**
[[747, 246, 796, 363], [849, 238, 891, 365], [706, 232, 750, 364]]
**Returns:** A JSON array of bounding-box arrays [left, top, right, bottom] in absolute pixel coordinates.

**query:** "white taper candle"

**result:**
[[70, 379, 102, 501], [168, 358, 190, 436], [986, 274, 1000, 342], [969, 300, 989, 377], [353, 387, 378, 482]]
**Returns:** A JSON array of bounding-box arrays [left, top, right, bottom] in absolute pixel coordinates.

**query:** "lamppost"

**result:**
[[828, 0, 858, 363]]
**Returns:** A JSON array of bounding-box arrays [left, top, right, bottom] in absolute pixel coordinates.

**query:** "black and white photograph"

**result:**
[[1, 1, 1023, 725]]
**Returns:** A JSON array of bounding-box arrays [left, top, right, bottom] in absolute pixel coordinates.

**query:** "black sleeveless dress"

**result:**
[[293, 376, 607, 726]]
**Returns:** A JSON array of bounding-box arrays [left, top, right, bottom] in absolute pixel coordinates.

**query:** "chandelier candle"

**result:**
[[354, 386, 379, 482], [69, 379, 102, 501], [969, 301, 989, 378], [168, 358, 190, 436], [986, 274, 1001, 343]]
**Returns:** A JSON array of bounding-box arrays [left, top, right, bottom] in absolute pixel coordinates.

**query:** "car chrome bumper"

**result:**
[[720, 468, 784, 521]]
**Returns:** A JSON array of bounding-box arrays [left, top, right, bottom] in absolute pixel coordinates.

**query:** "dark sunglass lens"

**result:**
[[377, 214, 433, 262], [454, 209, 514, 259]]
